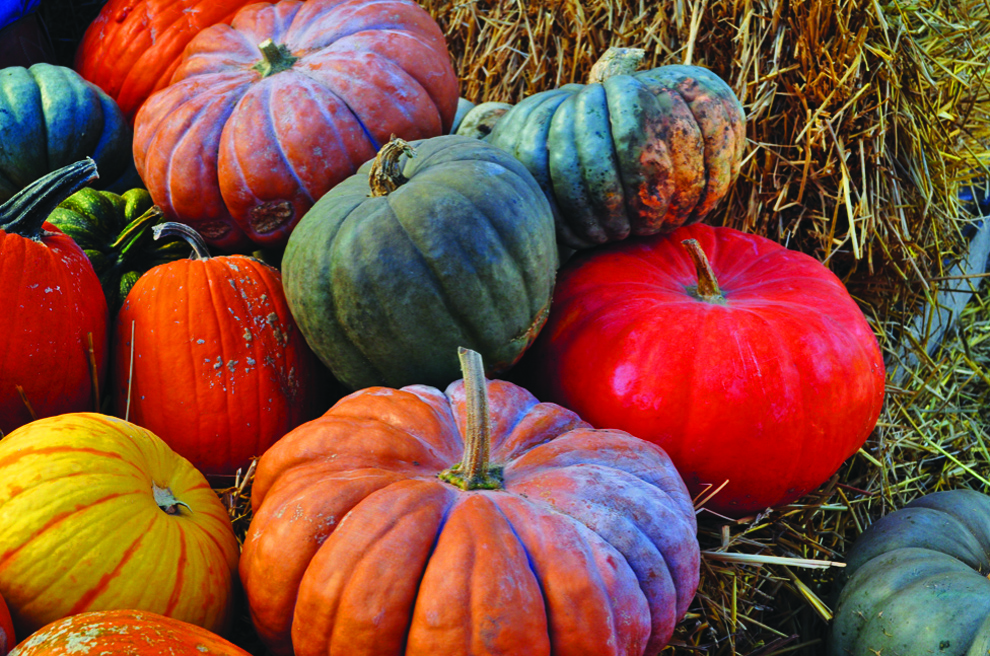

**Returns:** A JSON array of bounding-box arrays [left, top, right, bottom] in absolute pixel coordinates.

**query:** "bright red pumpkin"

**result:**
[[113, 222, 329, 479], [9, 610, 249, 656], [74, 0, 260, 123], [241, 348, 699, 656], [133, 0, 460, 252], [522, 223, 886, 517], [0, 592, 12, 656], [0, 160, 109, 435]]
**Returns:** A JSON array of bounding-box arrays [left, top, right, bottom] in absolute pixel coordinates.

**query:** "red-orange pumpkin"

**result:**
[[0, 592, 12, 656], [113, 222, 329, 479], [240, 348, 700, 656], [9, 610, 249, 656], [74, 0, 260, 123], [133, 0, 459, 252]]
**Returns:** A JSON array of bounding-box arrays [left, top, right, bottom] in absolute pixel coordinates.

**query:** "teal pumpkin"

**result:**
[[830, 490, 990, 656], [0, 64, 134, 203], [282, 134, 557, 391], [487, 49, 746, 250]]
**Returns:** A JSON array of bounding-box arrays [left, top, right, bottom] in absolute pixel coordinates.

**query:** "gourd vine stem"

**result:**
[[682, 238, 725, 303], [588, 47, 647, 84], [254, 39, 298, 78], [152, 222, 211, 260], [0, 159, 99, 240], [369, 138, 416, 197]]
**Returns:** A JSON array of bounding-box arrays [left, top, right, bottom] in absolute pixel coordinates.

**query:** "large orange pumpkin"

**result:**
[[133, 0, 459, 251], [240, 348, 700, 656], [0, 413, 240, 638], [9, 610, 249, 656]]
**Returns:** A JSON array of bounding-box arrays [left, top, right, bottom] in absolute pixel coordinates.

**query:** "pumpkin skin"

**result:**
[[282, 135, 558, 392], [488, 63, 746, 249], [0, 413, 240, 639], [0, 64, 132, 203], [0, 160, 109, 435], [133, 0, 460, 252], [522, 223, 885, 517], [9, 610, 250, 656], [240, 375, 700, 656], [45, 187, 187, 314], [113, 224, 329, 479], [0, 592, 12, 656], [74, 0, 261, 123], [830, 490, 990, 656]]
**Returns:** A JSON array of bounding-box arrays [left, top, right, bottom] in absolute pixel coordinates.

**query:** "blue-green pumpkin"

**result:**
[[282, 134, 557, 391], [0, 63, 136, 203]]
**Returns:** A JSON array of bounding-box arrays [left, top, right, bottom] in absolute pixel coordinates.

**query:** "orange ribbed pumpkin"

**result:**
[[113, 223, 328, 479], [74, 0, 260, 123], [240, 349, 700, 656], [9, 610, 249, 656], [0, 413, 240, 639]]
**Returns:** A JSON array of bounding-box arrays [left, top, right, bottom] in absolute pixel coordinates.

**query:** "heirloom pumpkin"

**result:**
[[45, 188, 187, 314], [0, 160, 109, 435], [133, 0, 460, 252], [522, 223, 886, 517], [0, 64, 133, 203], [487, 47, 746, 250], [241, 348, 700, 656], [0, 592, 12, 656], [282, 135, 557, 391], [74, 0, 262, 123], [113, 222, 329, 479], [0, 413, 240, 638], [831, 490, 990, 656]]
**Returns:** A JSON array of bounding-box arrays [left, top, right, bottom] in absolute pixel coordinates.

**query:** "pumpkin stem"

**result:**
[[588, 47, 647, 84], [369, 138, 416, 197], [152, 222, 212, 260], [438, 347, 504, 491], [153, 483, 192, 516], [682, 238, 726, 303], [253, 39, 298, 78], [0, 159, 99, 240]]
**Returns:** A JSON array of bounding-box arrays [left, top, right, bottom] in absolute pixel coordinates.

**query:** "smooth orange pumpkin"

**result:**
[[240, 348, 700, 656]]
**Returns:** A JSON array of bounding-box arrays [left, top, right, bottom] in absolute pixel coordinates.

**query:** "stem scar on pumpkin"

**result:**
[[682, 238, 727, 304]]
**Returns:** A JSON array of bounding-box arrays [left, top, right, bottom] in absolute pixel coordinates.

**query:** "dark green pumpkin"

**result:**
[[282, 134, 557, 391], [0, 63, 136, 203], [487, 49, 746, 250], [46, 188, 187, 314], [830, 490, 990, 656]]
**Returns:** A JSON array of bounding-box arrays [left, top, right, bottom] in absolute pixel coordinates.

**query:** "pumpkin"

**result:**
[[281, 135, 558, 392], [487, 47, 746, 250], [133, 0, 460, 252], [830, 490, 990, 656], [0, 413, 240, 638], [520, 223, 886, 517], [453, 100, 513, 139], [45, 188, 187, 314], [240, 347, 700, 656], [113, 222, 329, 479], [74, 0, 262, 124], [0, 592, 12, 656], [0, 0, 53, 69], [0, 64, 133, 203], [9, 610, 250, 656], [0, 160, 109, 435]]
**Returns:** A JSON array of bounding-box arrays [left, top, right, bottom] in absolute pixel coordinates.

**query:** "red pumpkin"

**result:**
[[9, 610, 249, 655], [0, 592, 12, 656], [133, 0, 459, 252], [74, 0, 260, 123], [241, 348, 699, 656], [522, 223, 886, 517], [0, 160, 109, 435], [113, 223, 329, 479]]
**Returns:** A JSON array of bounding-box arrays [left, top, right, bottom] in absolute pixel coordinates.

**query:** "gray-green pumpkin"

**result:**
[[0, 63, 136, 203], [282, 134, 557, 391], [830, 489, 990, 656], [487, 47, 746, 250]]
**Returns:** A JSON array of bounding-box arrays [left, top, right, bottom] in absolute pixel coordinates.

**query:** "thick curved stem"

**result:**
[[152, 222, 211, 261], [682, 238, 725, 303], [0, 159, 99, 240], [253, 39, 298, 78], [588, 47, 647, 84], [153, 483, 192, 516], [369, 138, 416, 197]]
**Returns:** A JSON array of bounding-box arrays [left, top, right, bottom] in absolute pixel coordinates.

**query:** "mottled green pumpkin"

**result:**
[[46, 188, 187, 314], [830, 490, 990, 656], [0, 64, 135, 203], [282, 134, 557, 391], [487, 48, 746, 250]]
